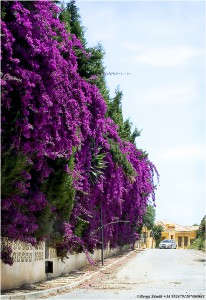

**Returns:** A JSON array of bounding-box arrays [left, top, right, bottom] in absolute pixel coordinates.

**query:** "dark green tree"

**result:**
[[60, 1, 141, 146], [196, 215, 206, 240], [153, 224, 164, 248], [59, 0, 86, 46], [59, 1, 110, 104], [109, 138, 136, 178], [189, 216, 205, 251], [107, 87, 141, 144], [142, 205, 156, 230], [107, 87, 124, 126], [39, 153, 76, 242]]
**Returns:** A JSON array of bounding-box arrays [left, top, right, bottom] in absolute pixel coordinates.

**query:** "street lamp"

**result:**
[[91, 208, 130, 266], [99, 203, 130, 266], [100, 199, 104, 266]]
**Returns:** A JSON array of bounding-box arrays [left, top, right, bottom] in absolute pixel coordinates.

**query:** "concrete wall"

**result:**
[[1, 239, 46, 290], [1, 239, 133, 290]]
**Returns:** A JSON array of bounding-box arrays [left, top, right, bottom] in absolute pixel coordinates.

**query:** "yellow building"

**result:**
[[141, 221, 199, 249], [156, 220, 199, 249]]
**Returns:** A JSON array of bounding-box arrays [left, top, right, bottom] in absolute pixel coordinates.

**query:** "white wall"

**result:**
[[1, 239, 134, 290]]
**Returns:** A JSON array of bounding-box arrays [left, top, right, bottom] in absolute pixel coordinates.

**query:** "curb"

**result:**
[[1, 249, 143, 300]]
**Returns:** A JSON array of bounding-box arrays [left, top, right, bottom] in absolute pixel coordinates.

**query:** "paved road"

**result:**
[[44, 249, 206, 299]]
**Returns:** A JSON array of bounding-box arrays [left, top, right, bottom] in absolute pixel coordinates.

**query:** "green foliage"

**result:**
[[196, 215, 206, 240], [74, 217, 89, 237], [39, 152, 76, 242], [189, 216, 206, 252], [153, 224, 164, 248], [143, 205, 156, 230], [59, 1, 110, 105], [1, 149, 30, 198], [122, 119, 141, 144], [107, 87, 124, 126], [107, 88, 141, 144], [41, 154, 76, 222], [58, 3, 71, 32], [109, 139, 136, 179], [61, 0, 86, 46], [35, 205, 54, 240], [60, 1, 143, 139], [90, 148, 107, 185], [188, 237, 205, 252], [1, 3, 7, 20], [86, 44, 110, 103], [58, 0, 85, 44]]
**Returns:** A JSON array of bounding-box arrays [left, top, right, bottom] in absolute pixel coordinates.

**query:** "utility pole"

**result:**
[[100, 199, 104, 265]]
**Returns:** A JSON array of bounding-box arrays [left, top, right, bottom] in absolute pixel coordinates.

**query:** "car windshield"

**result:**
[[162, 240, 170, 243]]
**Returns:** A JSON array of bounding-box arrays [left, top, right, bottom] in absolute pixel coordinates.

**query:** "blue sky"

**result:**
[[73, 0, 205, 226]]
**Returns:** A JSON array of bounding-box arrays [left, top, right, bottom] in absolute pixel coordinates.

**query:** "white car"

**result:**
[[159, 239, 177, 249]]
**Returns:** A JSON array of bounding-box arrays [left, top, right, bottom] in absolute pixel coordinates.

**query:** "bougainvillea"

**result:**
[[1, 0, 159, 265]]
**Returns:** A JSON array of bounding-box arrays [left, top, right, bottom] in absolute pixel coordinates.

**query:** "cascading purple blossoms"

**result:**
[[1, 0, 159, 265]]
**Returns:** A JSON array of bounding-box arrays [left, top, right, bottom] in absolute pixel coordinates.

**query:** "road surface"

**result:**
[[44, 249, 206, 299]]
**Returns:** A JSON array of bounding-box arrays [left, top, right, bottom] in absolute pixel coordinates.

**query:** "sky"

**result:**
[[73, 0, 205, 226]]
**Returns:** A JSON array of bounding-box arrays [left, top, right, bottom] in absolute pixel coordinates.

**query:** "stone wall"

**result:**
[[1, 239, 136, 290]]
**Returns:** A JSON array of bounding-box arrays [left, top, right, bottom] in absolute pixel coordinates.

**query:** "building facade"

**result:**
[[141, 220, 199, 249]]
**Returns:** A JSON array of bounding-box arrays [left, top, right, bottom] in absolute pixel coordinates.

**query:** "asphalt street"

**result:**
[[43, 249, 206, 299]]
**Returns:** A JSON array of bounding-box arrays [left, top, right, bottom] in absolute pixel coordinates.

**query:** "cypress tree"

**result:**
[[59, 0, 110, 104]]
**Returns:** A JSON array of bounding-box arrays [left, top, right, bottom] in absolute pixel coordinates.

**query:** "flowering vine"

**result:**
[[1, 0, 159, 265]]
